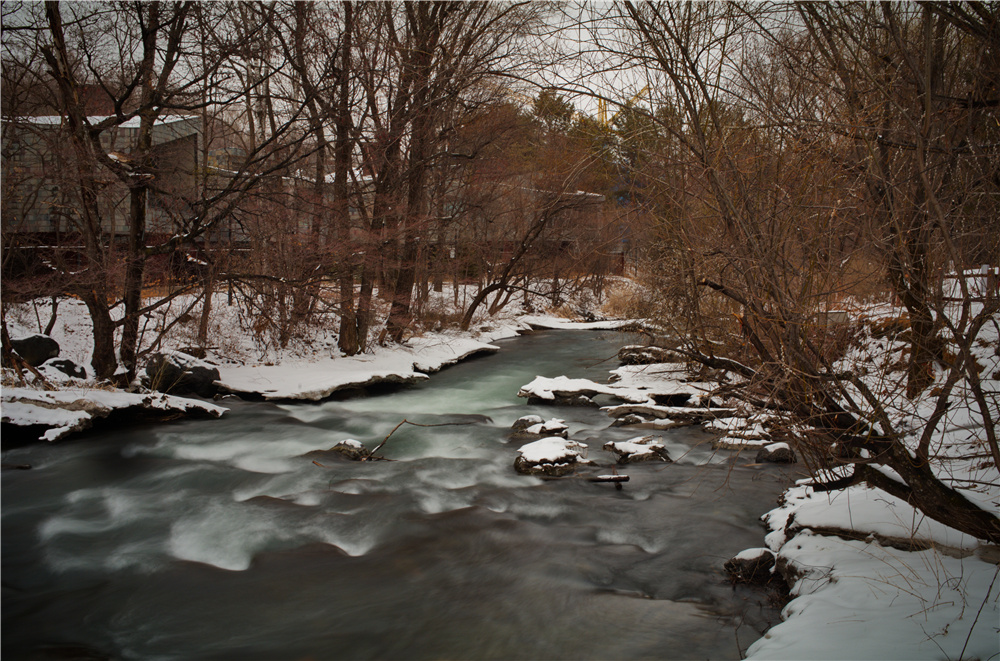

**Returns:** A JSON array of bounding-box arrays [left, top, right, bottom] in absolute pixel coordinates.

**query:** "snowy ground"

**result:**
[[740, 300, 1000, 660], [3, 283, 998, 660]]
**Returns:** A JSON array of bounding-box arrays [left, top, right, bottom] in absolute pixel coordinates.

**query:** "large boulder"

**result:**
[[10, 334, 60, 367], [514, 437, 591, 476], [145, 351, 221, 398]]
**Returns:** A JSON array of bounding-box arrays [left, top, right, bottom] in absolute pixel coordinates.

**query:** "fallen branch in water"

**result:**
[[364, 419, 482, 461]]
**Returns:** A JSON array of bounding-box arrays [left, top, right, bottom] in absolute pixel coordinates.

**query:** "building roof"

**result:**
[[10, 115, 197, 128]]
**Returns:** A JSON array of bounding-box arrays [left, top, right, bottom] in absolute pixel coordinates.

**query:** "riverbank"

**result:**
[[1, 287, 638, 442], [738, 307, 1000, 660], [511, 306, 1000, 659], [3, 290, 998, 660]]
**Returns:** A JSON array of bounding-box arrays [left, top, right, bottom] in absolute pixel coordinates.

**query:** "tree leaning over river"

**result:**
[[571, 1, 1000, 543]]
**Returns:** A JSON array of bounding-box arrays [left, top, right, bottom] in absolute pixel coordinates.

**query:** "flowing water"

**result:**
[[2, 330, 798, 660]]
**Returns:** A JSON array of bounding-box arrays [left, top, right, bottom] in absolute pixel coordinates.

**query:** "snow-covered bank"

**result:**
[[216, 334, 501, 401], [217, 317, 639, 401], [748, 532, 998, 660], [737, 302, 1000, 660], [1, 387, 226, 443], [1, 290, 639, 440], [513, 303, 1000, 660]]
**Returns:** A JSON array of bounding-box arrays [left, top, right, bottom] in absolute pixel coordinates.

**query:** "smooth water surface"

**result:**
[[3, 330, 797, 660]]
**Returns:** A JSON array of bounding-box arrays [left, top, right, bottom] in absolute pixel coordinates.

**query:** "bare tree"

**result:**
[[3, 1, 324, 380], [578, 1, 1000, 543]]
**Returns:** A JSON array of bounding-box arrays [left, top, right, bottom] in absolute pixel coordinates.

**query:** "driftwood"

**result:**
[[588, 474, 630, 490], [588, 474, 630, 483], [309, 419, 485, 463]]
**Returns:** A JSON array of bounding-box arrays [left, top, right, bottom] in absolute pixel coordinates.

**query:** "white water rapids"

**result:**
[[3, 330, 799, 660]]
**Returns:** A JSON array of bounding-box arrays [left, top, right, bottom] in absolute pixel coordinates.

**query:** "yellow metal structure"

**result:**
[[597, 86, 651, 127]]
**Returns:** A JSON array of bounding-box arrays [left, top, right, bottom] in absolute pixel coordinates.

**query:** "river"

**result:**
[[2, 330, 797, 660]]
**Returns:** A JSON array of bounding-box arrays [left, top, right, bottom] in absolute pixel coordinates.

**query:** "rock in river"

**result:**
[[603, 435, 672, 464], [514, 437, 592, 476], [724, 548, 776, 585], [510, 415, 569, 439], [755, 442, 797, 464]]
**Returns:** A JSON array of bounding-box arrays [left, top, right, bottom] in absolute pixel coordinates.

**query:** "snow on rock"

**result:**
[[517, 371, 707, 408], [144, 350, 221, 398], [724, 548, 776, 585], [526, 419, 569, 436], [39, 358, 87, 381], [704, 413, 792, 450], [617, 345, 679, 365], [514, 437, 592, 476], [511, 415, 569, 439], [518, 375, 638, 405], [713, 437, 772, 451], [1, 387, 227, 442], [511, 415, 545, 430], [604, 403, 735, 425], [755, 442, 796, 464], [408, 335, 501, 372], [603, 435, 672, 464], [607, 363, 709, 403]]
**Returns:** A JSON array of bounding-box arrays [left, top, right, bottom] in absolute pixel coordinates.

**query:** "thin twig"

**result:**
[[365, 418, 481, 460], [958, 564, 999, 661]]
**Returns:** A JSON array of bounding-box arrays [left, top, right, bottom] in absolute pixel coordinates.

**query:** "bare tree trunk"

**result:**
[[336, 1, 359, 355], [41, 1, 118, 379]]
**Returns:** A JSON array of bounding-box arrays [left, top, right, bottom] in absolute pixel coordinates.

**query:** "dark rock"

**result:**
[[755, 443, 797, 464], [145, 351, 221, 398], [304, 439, 370, 462], [617, 345, 678, 365], [651, 393, 694, 407], [43, 358, 87, 379], [528, 394, 597, 407], [511, 415, 545, 433], [611, 413, 647, 427], [10, 334, 60, 366], [725, 548, 776, 585], [330, 440, 369, 461], [774, 554, 805, 590], [603, 436, 672, 463], [510, 415, 569, 440]]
